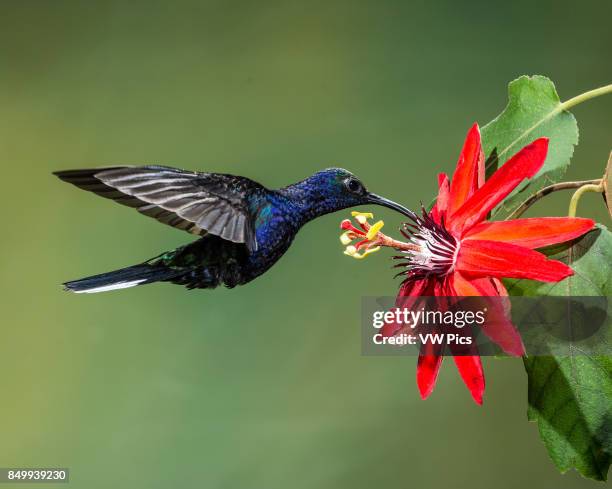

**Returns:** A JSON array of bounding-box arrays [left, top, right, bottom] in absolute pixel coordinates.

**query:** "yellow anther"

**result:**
[[366, 220, 384, 241], [351, 211, 373, 224], [352, 246, 381, 259], [351, 211, 374, 218], [340, 231, 353, 245], [364, 246, 381, 256], [343, 245, 380, 260]]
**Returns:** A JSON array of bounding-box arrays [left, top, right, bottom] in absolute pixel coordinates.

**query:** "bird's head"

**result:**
[[283, 168, 414, 219]]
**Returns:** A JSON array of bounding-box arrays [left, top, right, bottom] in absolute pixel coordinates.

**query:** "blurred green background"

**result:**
[[0, 1, 610, 488]]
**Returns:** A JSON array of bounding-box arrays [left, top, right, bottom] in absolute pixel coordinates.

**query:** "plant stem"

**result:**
[[506, 179, 602, 220], [568, 182, 604, 217], [559, 84, 612, 111]]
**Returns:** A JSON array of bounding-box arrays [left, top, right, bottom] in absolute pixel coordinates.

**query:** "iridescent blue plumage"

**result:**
[[54, 167, 412, 292]]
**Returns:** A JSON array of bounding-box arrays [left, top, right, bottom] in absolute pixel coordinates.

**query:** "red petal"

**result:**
[[397, 278, 433, 298], [456, 239, 573, 282], [455, 273, 525, 356], [448, 124, 484, 215], [417, 353, 443, 400], [463, 217, 595, 249], [449, 270, 479, 295], [431, 173, 450, 223], [414, 278, 447, 399], [491, 278, 508, 296], [449, 138, 549, 235], [442, 266, 486, 406], [449, 273, 524, 356], [445, 275, 487, 403], [383, 279, 432, 338], [453, 356, 485, 405]]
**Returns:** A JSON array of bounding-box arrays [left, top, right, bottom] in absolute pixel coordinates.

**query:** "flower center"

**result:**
[[399, 210, 459, 279]]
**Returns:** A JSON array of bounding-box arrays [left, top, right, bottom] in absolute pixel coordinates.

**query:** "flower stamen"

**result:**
[[340, 212, 388, 259], [366, 220, 385, 241], [399, 208, 459, 280], [339, 211, 422, 260]]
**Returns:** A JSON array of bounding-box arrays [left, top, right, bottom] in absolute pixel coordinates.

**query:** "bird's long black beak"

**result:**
[[366, 193, 415, 218]]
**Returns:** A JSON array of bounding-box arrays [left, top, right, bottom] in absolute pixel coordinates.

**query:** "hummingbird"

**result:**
[[54, 166, 412, 293]]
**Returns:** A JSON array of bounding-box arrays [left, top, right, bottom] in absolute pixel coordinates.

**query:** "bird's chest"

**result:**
[[246, 201, 299, 276]]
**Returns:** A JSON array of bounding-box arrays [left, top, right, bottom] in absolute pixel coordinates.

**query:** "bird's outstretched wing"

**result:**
[[54, 166, 259, 251]]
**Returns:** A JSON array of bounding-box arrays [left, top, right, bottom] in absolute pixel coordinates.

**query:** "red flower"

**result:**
[[384, 124, 594, 404]]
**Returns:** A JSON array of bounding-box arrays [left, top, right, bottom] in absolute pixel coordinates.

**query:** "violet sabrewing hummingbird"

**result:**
[[54, 166, 412, 293]]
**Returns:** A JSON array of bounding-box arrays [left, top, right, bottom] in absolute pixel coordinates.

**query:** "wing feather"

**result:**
[[54, 166, 259, 250]]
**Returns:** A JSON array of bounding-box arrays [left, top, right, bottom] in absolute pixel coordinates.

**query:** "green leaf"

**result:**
[[506, 225, 612, 481], [481, 75, 579, 219], [484, 147, 499, 182]]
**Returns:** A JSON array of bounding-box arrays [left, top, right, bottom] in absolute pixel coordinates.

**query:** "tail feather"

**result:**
[[63, 264, 183, 294]]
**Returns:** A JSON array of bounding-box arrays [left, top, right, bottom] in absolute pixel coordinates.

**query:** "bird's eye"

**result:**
[[345, 178, 364, 194]]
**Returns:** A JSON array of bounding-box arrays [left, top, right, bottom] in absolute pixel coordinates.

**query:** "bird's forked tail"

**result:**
[[63, 263, 183, 294]]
